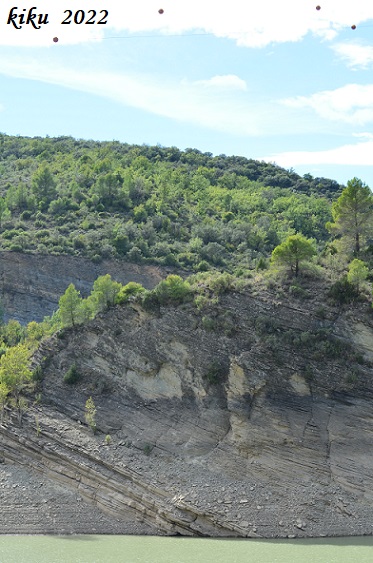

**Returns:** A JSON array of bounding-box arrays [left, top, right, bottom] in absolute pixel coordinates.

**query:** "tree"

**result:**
[[0, 381, 9, 424], [0, 197, 10, 229], [0, 344, 33, 426], [327, 177, 373, 256], [6, 183, 35, 212], [347, 259, 369, 293], [85, 396, 96, 433], [271, 234, 316, 277], [58, 283, 83, 327], [32, 164, 57, 210], [90, 274, 121, 313]]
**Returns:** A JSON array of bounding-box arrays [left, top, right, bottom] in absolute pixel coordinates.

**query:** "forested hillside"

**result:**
[[0, 134, 343, 272]]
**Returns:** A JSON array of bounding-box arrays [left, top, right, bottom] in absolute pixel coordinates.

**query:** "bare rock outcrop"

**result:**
[[1, 286, 373, 537]]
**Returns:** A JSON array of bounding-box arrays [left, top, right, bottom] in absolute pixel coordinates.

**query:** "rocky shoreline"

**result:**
[[1, 399, 373, 538], [0, 462, 153, 536]]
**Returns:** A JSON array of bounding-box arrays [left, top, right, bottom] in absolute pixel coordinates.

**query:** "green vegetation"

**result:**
[[327, 177, 373, 256], [0, 344, 33, 425], [271, 234, 316, 277], [84, 396, 97, 433], [1, 134, 372, 284], [0, 134, 343, 271], [347, 259, 369, 293], [63, 363, 80, 385]]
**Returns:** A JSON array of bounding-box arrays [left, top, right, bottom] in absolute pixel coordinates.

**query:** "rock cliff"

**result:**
[[1, 279, 373, 537], [0, 251, 165, 324]]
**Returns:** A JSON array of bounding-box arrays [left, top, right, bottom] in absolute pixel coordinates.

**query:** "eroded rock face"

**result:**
[[2, 287, 373, 537]]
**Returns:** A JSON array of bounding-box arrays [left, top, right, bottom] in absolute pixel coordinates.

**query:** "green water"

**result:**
[[0, 536, 372, 563]]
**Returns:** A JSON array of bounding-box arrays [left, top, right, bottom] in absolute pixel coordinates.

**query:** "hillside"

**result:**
[[0, 134, 341, 272], [0, 134, 372, 538]]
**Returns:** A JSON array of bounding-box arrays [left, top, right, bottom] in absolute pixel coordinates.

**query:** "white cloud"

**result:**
[[0, 0, 372, 47], [282, 84, 373, 125], [0, 58, 265, 135], [353, 132, 373, 139], [191, 75, 247, 91], [332, 42, 373, 69], [261, 139, 373, 166]]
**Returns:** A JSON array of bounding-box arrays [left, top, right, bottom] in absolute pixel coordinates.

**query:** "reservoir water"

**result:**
[[0, 535, 373, 563]]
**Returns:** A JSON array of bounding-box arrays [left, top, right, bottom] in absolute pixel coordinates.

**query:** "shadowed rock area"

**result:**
[[1, 283, 373, 537]]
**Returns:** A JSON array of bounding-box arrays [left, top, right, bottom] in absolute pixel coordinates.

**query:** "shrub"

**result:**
[[202, 316, 217, 331], [116, 282, 146, 304], [328, 276, 359, 304], [288, 284, 309, 299], [141, 290, 161, 313], [63, 363, 80, 385], [204, 360, 226, 384], [196, 260, 210, 272], [20, 210, 32, 220], [143, 443, 154, 455], [32, 366, 44, 383], [154, 275, 191, 305], [85, 396, 97, 434], [255, 315, 279, 336]]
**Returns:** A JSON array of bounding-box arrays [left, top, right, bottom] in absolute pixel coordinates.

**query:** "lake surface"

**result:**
[[0, 535, 373, 563]]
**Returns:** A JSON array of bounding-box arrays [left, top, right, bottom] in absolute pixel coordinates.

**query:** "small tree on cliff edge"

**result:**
[[58, 283, 83, 328], [271, 234, 316, 277]]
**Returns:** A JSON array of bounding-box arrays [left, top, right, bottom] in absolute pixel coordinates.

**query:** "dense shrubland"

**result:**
[[0, 134, 341, 271]]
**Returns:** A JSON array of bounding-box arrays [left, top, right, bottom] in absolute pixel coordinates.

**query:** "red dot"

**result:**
[[316, 5, 321, 10], [158, 8, 164, 14], [351, 24, 356, 30], [53, 37, 58, 43]]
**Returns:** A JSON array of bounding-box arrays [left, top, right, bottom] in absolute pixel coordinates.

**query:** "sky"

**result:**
[[1, 1, 373, 187]]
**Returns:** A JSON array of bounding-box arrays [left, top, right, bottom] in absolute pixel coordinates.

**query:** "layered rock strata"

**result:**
[[1, 286, 373, 537]]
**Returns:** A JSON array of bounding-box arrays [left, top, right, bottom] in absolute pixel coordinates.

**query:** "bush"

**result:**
[[288, 284, 309, 299], [196, 260, 210, 272], [116, 282, 145, 304], [202, 316, 217, 331], [255, 315, 279, 336], [154, 275, 191, 305], [20, 210, 32, 220], [328, 276, 359, 304], [141, 290, 161, 313], [32, 365, 44, 383], [63, 363, 80, 385], [204, 360, 226, 384]]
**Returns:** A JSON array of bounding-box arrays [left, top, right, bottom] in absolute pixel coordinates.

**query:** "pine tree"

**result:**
[[32, 164, 57, 210], [58, 284, 83, 327], [271, 234, 316, 277], [327, 178, 373, 256]]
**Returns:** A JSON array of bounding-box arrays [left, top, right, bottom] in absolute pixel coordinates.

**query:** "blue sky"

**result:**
[[1, 1, 373, 186]]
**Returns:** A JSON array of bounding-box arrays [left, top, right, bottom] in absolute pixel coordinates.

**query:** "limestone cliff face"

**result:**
[[0, 251, 165, 324], [2, 285, 373, 537]]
